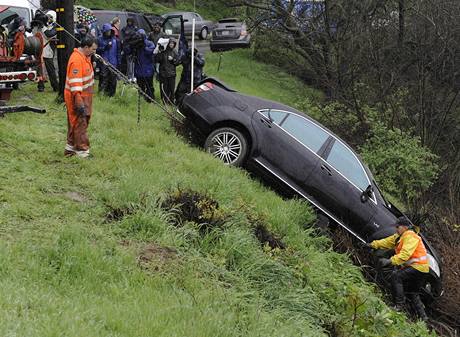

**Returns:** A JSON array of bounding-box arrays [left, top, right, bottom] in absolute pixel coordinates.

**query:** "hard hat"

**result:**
[[46, 10, 57, 23]]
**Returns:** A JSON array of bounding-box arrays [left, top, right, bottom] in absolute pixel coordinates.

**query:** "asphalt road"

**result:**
[[187, 37, 211, 55]]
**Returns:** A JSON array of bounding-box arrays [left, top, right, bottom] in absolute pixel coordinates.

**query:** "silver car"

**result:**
[[162, 11, 214, 40]]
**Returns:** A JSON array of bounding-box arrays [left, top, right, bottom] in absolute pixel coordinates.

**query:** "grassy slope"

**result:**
[[0, 50, 432, 336]]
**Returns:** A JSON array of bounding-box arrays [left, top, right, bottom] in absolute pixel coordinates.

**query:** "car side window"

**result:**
[[259, 109, 287, 125], [327, 140, 369, 191], [281, 114, 330, 153]]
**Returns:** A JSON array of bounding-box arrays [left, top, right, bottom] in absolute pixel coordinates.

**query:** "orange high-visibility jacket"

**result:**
[[371, 230, 429, 273], [64, 48, 94, 126]]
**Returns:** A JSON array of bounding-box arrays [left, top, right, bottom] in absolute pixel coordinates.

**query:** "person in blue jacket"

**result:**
[[130, 29, 155, 102], [97, 23, 121, 97]]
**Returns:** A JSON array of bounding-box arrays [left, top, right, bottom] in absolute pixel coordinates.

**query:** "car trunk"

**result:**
[[213, 24, 242, 40]]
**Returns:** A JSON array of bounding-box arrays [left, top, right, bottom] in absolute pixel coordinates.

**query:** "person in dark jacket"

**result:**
[[175, 48, 205, 103], [97, 23, 121, 97], [131, 29, 155, 102], [121, 18, 138, 81], [75, 22, 89, 47], [156, 38, 180, 104]]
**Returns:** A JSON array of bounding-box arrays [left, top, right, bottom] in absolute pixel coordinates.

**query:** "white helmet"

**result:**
[[46, 10, 57, 23]]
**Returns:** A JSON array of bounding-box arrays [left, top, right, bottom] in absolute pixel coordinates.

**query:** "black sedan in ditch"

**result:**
[[179, 78, 442, 298]]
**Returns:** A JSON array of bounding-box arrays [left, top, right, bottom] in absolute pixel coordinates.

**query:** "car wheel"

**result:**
[[199, 27, 208, 40], [204, 127, 248, 166]]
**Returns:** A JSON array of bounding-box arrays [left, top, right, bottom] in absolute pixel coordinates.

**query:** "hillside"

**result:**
[[0, 49, 434, 336]]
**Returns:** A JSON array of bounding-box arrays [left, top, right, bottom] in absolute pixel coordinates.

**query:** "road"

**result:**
[[187, 37, 211, 55]]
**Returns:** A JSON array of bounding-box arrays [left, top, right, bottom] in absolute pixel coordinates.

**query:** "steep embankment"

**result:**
[[0, 50, 433, 336]]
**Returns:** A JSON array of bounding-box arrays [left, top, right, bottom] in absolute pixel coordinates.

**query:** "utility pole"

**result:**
[[56, 0, 74, 100]]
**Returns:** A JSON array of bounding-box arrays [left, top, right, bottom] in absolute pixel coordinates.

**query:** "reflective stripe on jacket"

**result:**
[[371, 230, 429, 273]]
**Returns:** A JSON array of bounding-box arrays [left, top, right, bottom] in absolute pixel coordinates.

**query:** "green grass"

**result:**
[[0, 49, 433, 336]]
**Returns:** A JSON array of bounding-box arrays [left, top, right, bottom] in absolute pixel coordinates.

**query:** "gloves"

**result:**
[[75, 105, 87, 117], [364, 243, 373, 249], [378, 258, 392, 268]]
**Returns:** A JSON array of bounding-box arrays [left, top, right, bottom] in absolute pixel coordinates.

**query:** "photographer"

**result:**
[[121, 18, 138, 82], [156, 38, 180, 104], [97, 23, 121, 97], [127, 29, 156, 102], [175, 47, 205, 104]]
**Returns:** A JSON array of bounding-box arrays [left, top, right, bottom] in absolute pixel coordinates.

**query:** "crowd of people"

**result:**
[[27, 10, 205, 106], [70, 16, 206, 105]]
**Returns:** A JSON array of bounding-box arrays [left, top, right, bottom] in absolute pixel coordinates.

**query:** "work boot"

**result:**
[[411, 295, 428, 321], [392, 303, 405, 313]]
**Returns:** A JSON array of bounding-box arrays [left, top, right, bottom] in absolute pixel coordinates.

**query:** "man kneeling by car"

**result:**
[[368, 217, 429, 320]]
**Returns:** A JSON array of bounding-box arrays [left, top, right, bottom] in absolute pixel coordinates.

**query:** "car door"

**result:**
[[312, 138, 378, 238], [252, 109, 328, 190]]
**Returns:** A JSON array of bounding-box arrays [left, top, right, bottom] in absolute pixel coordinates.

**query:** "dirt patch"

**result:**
[[64, 192, 87, 203], [161, 189, 226, 233], [137, 243, 177, 271], [254, 223, 286, 249]]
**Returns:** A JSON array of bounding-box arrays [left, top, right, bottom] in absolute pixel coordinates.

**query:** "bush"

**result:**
[[360, 122, 439, 205]]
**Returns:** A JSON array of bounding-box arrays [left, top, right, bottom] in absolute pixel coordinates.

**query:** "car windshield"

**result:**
[[0, 6, 30, 26]]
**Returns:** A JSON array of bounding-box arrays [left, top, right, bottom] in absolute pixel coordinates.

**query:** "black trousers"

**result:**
[[137, 76, 154, 102], [160, 76, 175, 104], [44, 57, 59, 91], [391, 266, 428, 318], [99, 65, 117, 97]]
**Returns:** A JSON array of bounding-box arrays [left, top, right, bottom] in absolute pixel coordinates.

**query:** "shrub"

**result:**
[[360, 122, 439, 205]]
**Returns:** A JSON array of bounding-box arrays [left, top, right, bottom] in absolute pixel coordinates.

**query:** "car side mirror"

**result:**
[[360, 185, 374, 203]]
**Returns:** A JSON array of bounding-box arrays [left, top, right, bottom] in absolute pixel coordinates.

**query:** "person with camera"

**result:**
[[129, 29, 155, 102], [121, 18, 138, 82], [156, 38, 180, 104], [97, 23, 121, 97], [175, 47, 205, 104]]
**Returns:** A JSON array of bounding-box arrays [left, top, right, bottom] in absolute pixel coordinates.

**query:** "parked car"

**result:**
[[162, 11, 213, 40], [210, 18, 251, 52], [91, 10, 155, 33], [179, 78, 443, 299]]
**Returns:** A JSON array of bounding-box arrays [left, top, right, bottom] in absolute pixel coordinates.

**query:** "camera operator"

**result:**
[[121, 18, 138, 82], [97, 23, 121, 97]]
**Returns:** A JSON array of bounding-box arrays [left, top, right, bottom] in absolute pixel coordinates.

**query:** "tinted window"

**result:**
[[260, 109, 287, 125], [281, 114, 329, 153], [327, 140, 369, 190]]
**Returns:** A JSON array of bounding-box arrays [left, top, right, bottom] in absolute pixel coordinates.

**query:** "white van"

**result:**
[[0, 0, 40, 26]]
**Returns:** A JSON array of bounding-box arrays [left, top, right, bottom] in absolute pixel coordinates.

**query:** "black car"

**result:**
[[210, 18, 251, 52], [91, 10, 155, 33], [180, 78, 442, 298]]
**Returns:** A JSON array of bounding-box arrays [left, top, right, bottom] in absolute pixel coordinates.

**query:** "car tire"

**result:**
[[199, 27, 208, 40], [204, 127, 248, 167]]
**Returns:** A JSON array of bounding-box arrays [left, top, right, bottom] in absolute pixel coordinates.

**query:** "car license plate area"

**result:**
[[222, 30, 230, 36]]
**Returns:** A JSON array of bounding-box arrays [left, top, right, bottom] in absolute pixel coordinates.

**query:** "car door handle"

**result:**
[[321, 164, 332, 176], [260, 117, 272, 128]]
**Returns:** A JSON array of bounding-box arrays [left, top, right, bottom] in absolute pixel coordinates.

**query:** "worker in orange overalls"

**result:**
[[369, 217, 429, 320], [64, 35, 97, 158]]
